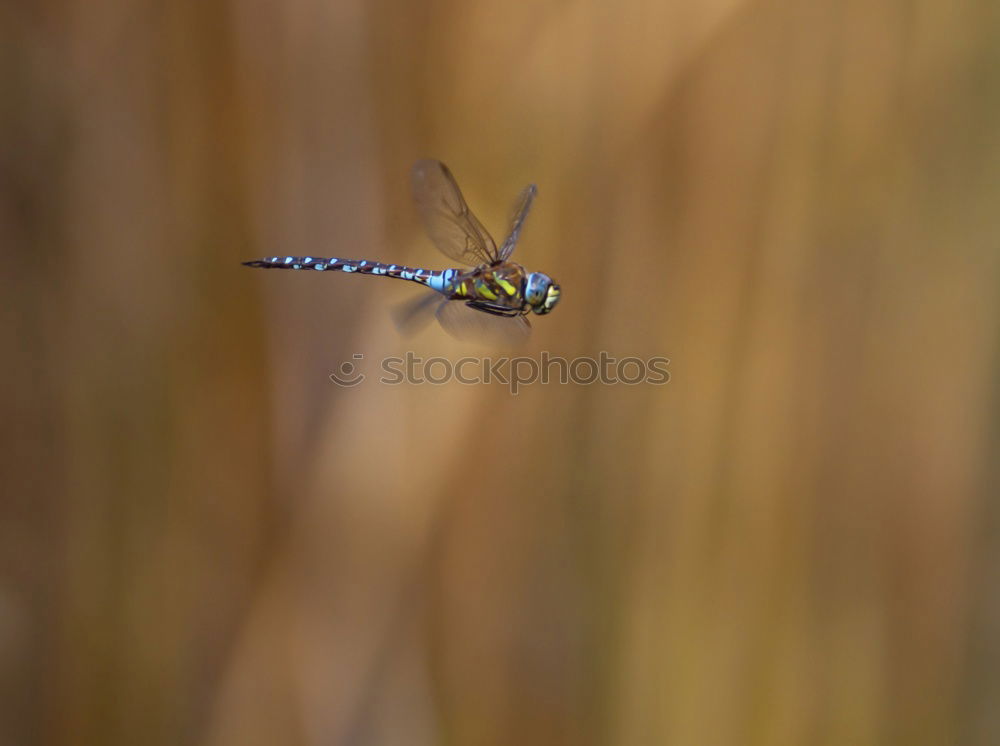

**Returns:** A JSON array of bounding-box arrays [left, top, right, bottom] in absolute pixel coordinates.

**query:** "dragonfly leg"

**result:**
[[465, 300, 523, 318]]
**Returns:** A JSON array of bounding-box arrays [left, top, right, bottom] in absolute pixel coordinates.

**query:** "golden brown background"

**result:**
[[3, 0, 998, 744]]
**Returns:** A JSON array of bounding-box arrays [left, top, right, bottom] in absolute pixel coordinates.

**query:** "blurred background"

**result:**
[[3, 0, 999, 744]]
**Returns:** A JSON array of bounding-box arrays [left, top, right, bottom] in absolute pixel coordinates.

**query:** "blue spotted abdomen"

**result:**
[[243, 255, 460, 293]]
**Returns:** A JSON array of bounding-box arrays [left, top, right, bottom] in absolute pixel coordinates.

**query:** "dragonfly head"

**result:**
[[525, 272, 561, 315]]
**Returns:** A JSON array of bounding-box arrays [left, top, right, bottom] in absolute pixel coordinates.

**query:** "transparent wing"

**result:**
[[497, 183, 537, 261], [435, 300, 532, 349], [411, 160, 498, 266], [391, 290, 443, 338]]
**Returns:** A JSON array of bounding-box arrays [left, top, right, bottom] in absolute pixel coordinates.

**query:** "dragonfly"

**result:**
[[243, 159, 561, 346]]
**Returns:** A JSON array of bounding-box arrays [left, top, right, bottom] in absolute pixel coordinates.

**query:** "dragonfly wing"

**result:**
[[411, 160, 498, 266], [391, 290, 444, 338], [435, 300, 532, 349], [497, 183, 537, 261]]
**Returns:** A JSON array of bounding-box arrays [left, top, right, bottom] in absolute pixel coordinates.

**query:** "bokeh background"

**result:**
[[3, 0, 999, 744]]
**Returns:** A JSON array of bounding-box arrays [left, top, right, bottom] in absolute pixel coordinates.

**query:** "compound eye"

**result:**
[[525, 273, 550, 306]]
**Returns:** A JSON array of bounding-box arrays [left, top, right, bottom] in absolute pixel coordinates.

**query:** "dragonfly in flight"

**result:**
[[243, 160, 561, 346]]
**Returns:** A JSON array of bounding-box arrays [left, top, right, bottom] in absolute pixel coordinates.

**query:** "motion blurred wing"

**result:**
[[391, 290, 443, 338], [435, 300, 531, 349]]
